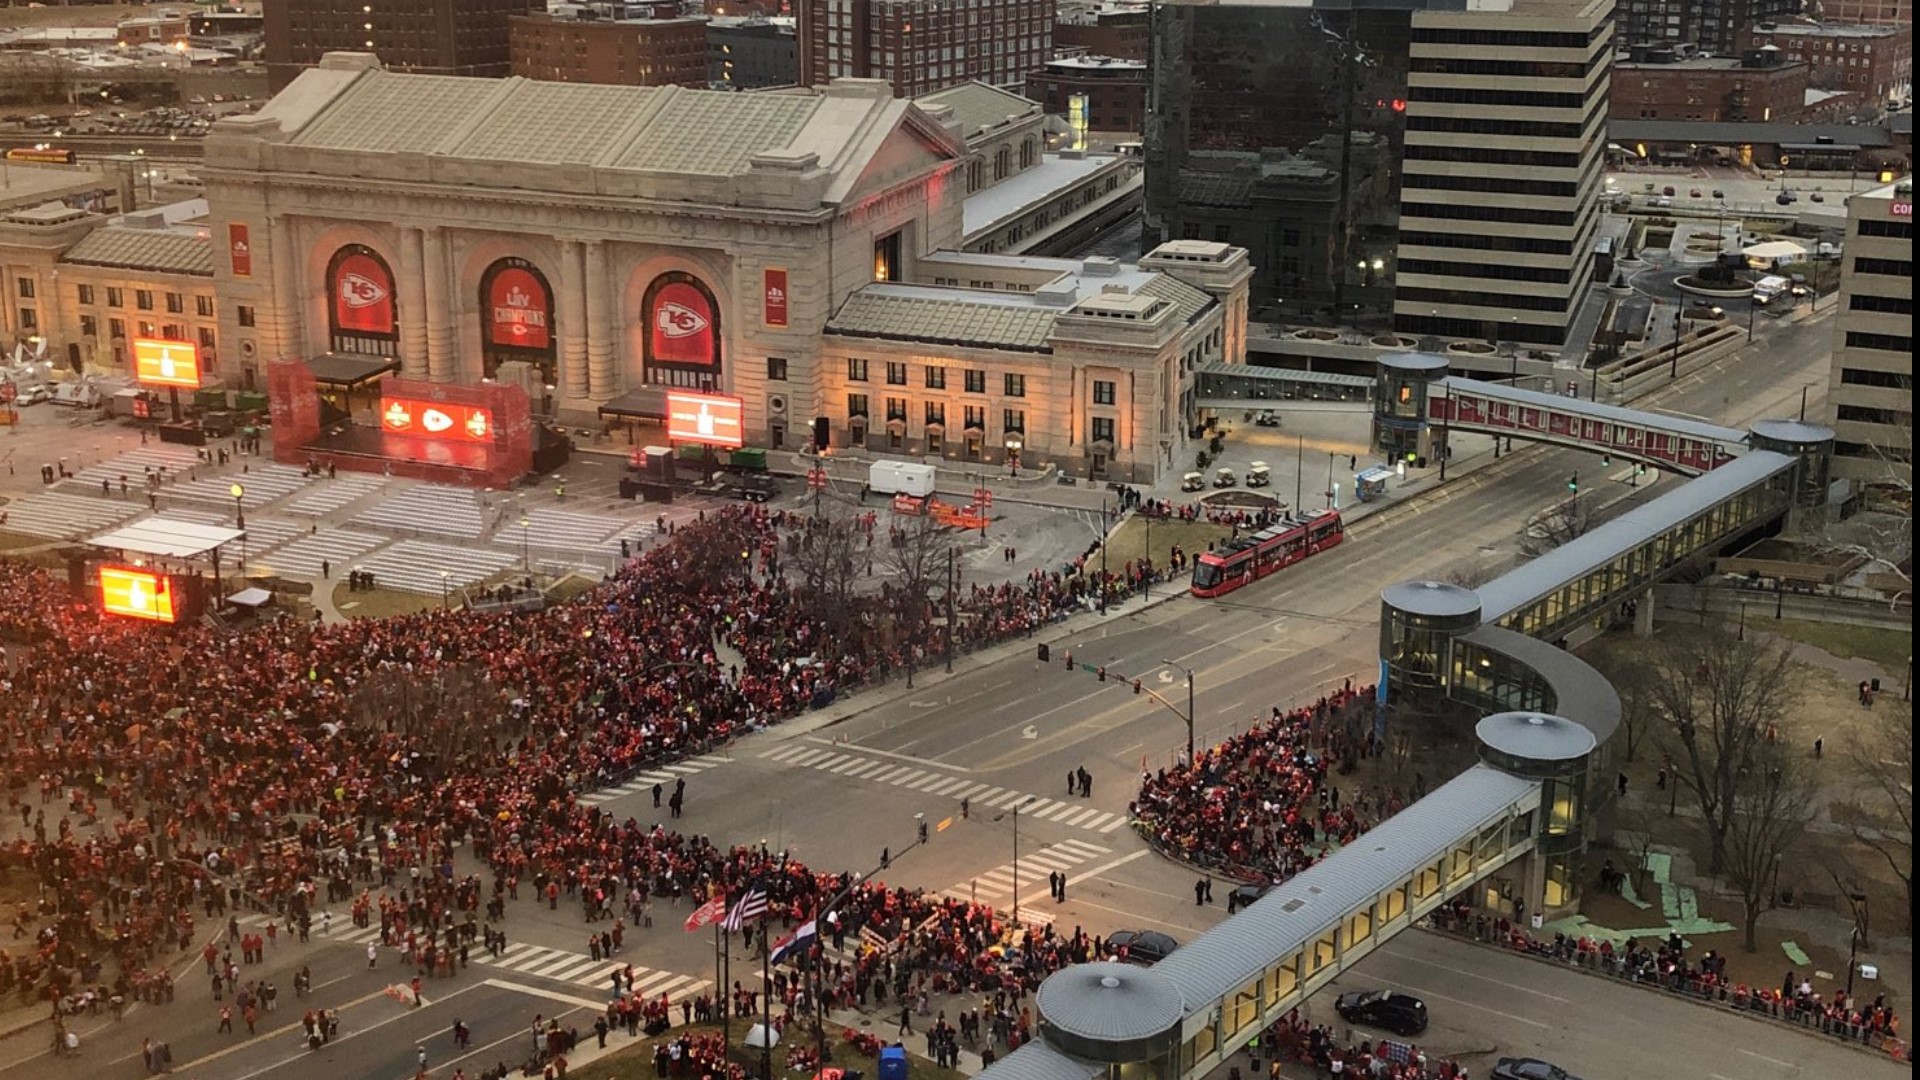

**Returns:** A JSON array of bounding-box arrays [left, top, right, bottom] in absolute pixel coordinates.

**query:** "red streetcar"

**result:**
[[1189, 509, 1345, 598]]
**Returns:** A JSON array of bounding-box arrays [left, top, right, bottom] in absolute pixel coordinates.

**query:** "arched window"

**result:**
[[994, 147, 1011, 181], [1019, 138, 1036, 169], [967, 159, 984, 193]]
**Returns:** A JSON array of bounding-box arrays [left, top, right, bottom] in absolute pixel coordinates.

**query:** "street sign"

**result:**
[[973, 486, 994, 507], [807, 468, 829, 491]]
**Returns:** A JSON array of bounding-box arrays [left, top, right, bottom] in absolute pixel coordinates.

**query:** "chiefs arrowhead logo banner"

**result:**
[[331, 248, 396, 336], [648, 279, 718, 367]]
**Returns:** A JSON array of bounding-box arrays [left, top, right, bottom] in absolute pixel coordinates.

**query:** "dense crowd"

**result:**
[[0, 504, 1146, 1024], [1130, 686, 1381, 882]]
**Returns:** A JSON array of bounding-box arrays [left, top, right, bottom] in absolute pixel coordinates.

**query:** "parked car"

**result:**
[[1711, 189, 1725, 199], [1688, 187, 1702, 197], [1492, 1058, 1581, 1080], [1105, 929, 1179, 964], [1776, 191, 1798, 205], [16, 384, 52, 406], [1662, 185, 1676, 196], [1335, 990, 1429, 1036], [1810, 192, 1825, 203]]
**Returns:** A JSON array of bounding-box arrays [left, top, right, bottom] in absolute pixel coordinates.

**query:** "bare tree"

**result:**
[[1647, 627, 1797, 875], [345, 662, 513, 779], [1520, 493, 1594, 558], [785, 502, 865, 642], [1820, 440, 1913, 611], [1584, 639, 1659, 763], [1844, 708, 1914, 931], [880, 509, 957, 689], [1720, 742, 1820, 952]]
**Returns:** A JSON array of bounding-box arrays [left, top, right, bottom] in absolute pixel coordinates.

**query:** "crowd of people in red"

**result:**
[[0, 504, 1132, 1023], [1130, 686, 1382, 883]]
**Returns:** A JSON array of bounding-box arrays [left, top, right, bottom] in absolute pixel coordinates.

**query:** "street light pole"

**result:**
[[1098, 495, 1108, 616], [1003, 796, 1037, 924], [440, 569, 451, 610], [230, 483, 245, 530], [518, 517, 531, 573], [1162, 658, 1196, 765]]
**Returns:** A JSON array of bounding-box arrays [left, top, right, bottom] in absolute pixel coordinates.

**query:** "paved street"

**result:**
[[0, 312, 1861, 1080]]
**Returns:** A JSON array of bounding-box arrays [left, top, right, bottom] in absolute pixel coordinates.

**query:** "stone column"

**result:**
[[396, 227, 430, 379], [584, 240, 615, 399], [422, 226, 455, 383], [1634, 587, 1654, 637], [267, 216, 303, 361], [557, 239, 590, 402]]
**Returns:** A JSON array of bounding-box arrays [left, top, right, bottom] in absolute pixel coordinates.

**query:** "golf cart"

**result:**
[[1246, 462, 1270, 488], [1180, 471, 1206, 492], [1253, 410, 1281, 427], [1212, 466, 1237, 488]]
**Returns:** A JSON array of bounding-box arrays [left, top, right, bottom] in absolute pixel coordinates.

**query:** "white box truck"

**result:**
[[867, 461, 937, 497]]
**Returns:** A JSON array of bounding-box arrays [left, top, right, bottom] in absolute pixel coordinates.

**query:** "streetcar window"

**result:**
[[1192, 563, 1222, 589]]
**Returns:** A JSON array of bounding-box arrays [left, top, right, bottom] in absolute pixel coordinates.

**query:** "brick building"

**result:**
[[795, 0, 1051, 98], [265, 0, 541, 91], [1024, 56, 1147, 135], [1613, 46, 1809, 122], [1743, 20, 1913, 103], [1616, 0, 1797, 56], [1053, 2, 1149, 63], [1813, 0, 1910, 26], [511, 10, 709, 88]]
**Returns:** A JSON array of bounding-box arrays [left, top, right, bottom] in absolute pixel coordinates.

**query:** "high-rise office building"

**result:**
[[795, 0, 1052, 97], [1145, 0, 1613, 346], [1826, 177, 1913, 484], [265, 0, 542, 92], [1396, 0, 1613, 346], [1615, 0, 1796, 56]]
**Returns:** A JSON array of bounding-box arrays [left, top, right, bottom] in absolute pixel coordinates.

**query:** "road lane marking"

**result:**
[[481, 977, 606, 1011], [1386, 948, 1571, 1002], [1738, 1049, 1794, 1067], [193, 982, 485, 1080], [799, 735, 973, 772], [1381, 980, 1549, 1029]]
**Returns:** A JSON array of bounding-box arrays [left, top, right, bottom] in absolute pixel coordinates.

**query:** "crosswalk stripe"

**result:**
[[1098, 815, 1127, 833], [786, 748, 829, 767], [502, 948, 568, 972], [983, 790, 1026, 809], [692, 755, 732, 765], [548, 958, 609, 982], [890, 769, 927, 786], [845, 761, 888, 778], [818, 753, 855, 771], [906, 773, 946, 791], [660, 763, 704, 774], [1057, 807, 1098, 827], [829, 758, 869, 775], [952, 782, 989, 800], [926, 777, 969, 795], [485, 943, 542, 965], [526, 953, 592, 978], [1025, 852, 1080, 871], [1023, 798, 1057, 817], [635, 971, 689, 995], [1040, 802, 1083, 821], [868, 766, 906, 783], [1059, 838, 1110, 856]]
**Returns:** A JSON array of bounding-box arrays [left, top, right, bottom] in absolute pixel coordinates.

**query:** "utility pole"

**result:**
[[1294, 434, 1304, 510], [1437, 385, 1451, 482], [1142, 510, 1151, 601], [1098, 495, 1108, 615], [1162, 658, 1197, 765], [944, 545, 956, 673]]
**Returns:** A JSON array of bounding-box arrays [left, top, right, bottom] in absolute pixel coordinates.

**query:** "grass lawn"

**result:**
[[332, 584, 446, 619], [1762, 618, 1911, 677], [1103, 515, 1234, 573], [588, 1022, 966, 1080]]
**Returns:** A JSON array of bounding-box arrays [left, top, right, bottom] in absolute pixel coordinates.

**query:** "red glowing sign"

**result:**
[[649, 279, 718, 367], [228, 223, 252, 277], [332, 249, 396, 336], [100, 566, 177, 623], [380, 396, 496, 443], [486, 265, 551, 350], [132, 338, 202, 388], [763, 268, 789, 328], [665, 391, 745, 448]]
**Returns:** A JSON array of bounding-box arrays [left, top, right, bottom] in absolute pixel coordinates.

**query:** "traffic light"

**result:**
[[1037, 642, 1051, 663], [1064, 651, 1075, 671], [1568, 472, 1579, 493], [1097, 666, 1107, 682], [1132, 679, 1143, 695], [917, 820, 929, 844]]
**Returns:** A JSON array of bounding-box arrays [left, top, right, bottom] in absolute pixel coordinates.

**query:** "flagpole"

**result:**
[[759, 922, 773, 1080], [717, 916, 729, 1046]]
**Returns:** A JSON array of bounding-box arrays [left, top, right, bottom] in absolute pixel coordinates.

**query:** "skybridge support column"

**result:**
[[1634, 587, 1654, 637]]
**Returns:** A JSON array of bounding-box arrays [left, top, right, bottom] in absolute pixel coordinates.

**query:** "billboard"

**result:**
[[331, 248, 396, 336], [649, 279, 718, 367], [100, 566, 177, 623], [763, 268, 789, 328], [485, 262, 552, 351], [666, 391, 745, 448], [132, 338, 202, 388], [380, 396, 496, 443]]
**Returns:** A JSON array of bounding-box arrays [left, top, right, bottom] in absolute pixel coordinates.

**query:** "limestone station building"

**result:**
[[198, 53, 1249, 481]]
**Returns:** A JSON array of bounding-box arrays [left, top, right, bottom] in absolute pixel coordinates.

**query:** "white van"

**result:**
[[1752, 275, 1791, 304]]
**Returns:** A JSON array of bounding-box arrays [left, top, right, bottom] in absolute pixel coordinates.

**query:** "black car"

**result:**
[[1226, 884, 1271, 914], [733, 474, 780, 503], [1105, 929, 1179, 964], [1492, 1058, 1580, 1080], [1334, 990, 1428, 1036]]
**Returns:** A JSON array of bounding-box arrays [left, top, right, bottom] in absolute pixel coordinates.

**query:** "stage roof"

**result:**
[[307, 354, 399, 386], [87, 518, 245, 559]]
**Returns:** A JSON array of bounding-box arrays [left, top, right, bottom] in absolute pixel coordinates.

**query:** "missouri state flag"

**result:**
[[768, 918, 819, 966]]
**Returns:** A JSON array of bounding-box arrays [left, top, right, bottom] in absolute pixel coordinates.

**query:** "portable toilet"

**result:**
[[878, 1045, 908, 1080]]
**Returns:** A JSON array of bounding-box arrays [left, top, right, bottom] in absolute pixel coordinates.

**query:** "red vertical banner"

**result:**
[[649, 280, 717, 366], [764, 267, 789, 328], [486, 265, 552, 350], [228, 224, 252, 277], [332, 250, 396, 336]]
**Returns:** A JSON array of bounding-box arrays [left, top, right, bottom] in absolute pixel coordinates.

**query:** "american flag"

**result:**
[[721, 885, 768, 930]]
